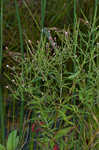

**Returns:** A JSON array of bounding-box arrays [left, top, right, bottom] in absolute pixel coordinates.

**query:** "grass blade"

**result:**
[[14, 0, 24, 59], [41, 0, 46, 30], [41, 0, 46, 42], [14, 0, 24, 138]]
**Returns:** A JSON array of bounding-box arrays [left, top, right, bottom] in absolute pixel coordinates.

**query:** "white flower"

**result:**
[[5, 85, 9, 89], [6, 64, 9, 68]]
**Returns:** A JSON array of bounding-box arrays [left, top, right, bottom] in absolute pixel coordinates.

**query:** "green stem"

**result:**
[[14, 0, 24, 138], [0, 86, 5, 144], [94, 0, 99, 105], [91, 0, 98, 51], [73, 0, 76, 31], [0, 0, 3, 71], [0, 0, 5, 144], [73, 0, 77, 106], [14, 0, 24, 59], [73, 0, 77, 57], [41, 0, 46, 42], [41, 0, 46, 30]]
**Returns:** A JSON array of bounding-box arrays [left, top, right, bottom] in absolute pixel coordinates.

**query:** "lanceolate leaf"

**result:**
[[7, 130, 19, 150], [54, 127, 74, 139], [68, 71, 80, 80]]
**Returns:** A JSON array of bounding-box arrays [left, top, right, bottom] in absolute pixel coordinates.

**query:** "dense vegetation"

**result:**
[[0, 0, 99, 150]]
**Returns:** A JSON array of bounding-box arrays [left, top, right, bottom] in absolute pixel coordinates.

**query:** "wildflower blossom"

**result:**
[[53, 144, 59, 150], [39, 121, 44, 126], [31, 123, 35, 132], [36, 128, 41, 133]]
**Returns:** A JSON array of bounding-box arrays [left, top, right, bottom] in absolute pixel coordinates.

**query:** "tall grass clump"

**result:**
[[9, 0, 99, 149], [11, 16, 99, 149]]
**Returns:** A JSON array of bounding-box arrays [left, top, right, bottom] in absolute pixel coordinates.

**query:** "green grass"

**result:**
[[0, 0, 99, 149]]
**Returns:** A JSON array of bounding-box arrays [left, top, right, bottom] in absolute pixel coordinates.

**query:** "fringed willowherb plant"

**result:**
[[1, 0, 99, 149], [11, 19, 99, 148]]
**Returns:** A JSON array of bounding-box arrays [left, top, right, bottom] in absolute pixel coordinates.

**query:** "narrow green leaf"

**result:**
[[54, 127, 74, 139], [68, 71, 80, 80]]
